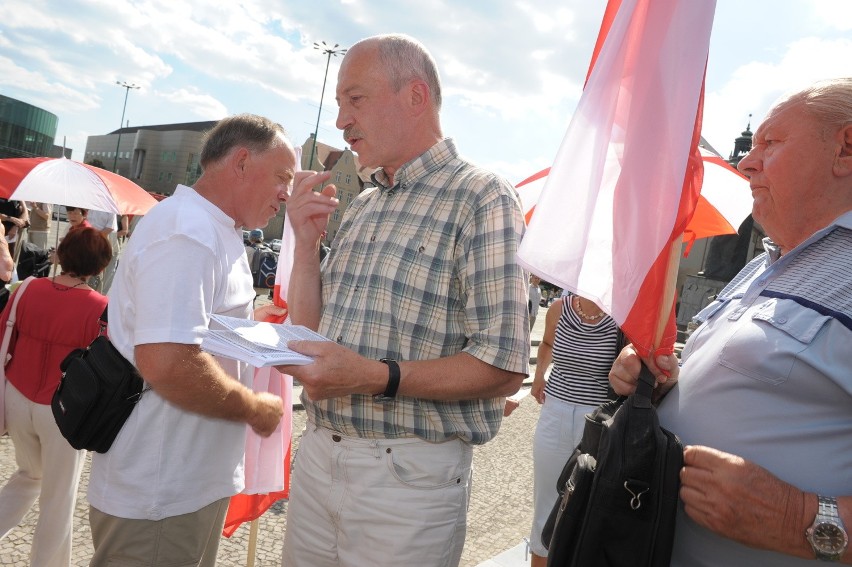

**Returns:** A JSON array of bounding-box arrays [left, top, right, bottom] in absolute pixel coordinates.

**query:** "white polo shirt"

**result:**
[[89, 185, 256, 520]]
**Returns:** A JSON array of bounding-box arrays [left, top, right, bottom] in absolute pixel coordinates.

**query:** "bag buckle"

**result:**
[[624, 480, 650, 510]]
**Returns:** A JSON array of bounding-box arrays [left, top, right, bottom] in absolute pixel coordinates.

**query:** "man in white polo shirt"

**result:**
[[87, 114, 324, 567]]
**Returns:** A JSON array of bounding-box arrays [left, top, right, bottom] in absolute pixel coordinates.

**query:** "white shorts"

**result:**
[[283, 423, 473, 567], [529, 396, 598, 556]]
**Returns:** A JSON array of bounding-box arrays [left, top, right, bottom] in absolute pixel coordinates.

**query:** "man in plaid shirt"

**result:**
[[278, 33, 529, 566]]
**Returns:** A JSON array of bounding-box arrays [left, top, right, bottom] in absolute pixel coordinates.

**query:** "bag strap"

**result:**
[[98, 305, 108, 337], [618, 363, 659, 508], [1, 276, 36, 366], [633, 362, 656, 408]]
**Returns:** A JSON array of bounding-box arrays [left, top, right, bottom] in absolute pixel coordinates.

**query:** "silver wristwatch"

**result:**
[[806, 495, 848, 562]]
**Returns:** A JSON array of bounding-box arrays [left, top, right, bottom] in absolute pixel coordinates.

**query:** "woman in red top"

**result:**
[[65, 207, 92, 231], [0, 227, 111, 566]]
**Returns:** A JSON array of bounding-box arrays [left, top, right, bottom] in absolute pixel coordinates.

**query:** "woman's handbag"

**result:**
[[541, 365, 683, 567], [52, 306, 148, 453], [0, 277, 35, 436]]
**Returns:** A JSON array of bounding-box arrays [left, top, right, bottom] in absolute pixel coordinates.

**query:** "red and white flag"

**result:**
[[517, 0, 718, 358], [222, 152, 299, 537]]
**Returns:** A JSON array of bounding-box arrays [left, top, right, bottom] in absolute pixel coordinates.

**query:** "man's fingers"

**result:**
[[292, 171, 333, 197], [286, 339, 330, 357], [683, 444, 734, 470]]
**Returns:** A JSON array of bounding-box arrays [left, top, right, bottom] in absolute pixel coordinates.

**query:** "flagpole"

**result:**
[[246, 518, 259, 567], [652, 236, 684, 351]]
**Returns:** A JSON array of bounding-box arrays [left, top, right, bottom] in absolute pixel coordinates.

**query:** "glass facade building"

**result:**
[[0, 95, 59, 158]]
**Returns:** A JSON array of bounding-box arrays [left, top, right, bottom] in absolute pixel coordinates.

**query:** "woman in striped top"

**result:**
[[528, 292, 620, 567]]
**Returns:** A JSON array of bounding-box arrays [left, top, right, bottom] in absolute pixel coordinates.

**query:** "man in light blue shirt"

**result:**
[[611, 78, 852, 565]]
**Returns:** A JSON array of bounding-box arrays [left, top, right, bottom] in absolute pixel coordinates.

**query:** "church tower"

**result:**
[[728, 115, 753, 166]]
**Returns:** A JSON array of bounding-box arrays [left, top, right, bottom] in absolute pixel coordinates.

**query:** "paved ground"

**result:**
[[0, 295, 548, 566]]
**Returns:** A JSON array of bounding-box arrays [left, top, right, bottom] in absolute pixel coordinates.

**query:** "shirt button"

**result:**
[[370, 236, 376, 242], [332, 434, 341, 442], [336, 336, 343, 343]]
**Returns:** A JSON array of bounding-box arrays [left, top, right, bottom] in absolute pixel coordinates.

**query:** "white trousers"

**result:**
[[529, 396, 597, 556], [283, 423, 473, 567], [28, 231, 50, 250], [0, 382, 86, 567]]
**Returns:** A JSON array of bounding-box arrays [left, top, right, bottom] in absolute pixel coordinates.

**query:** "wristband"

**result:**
[[373, 358, 400, 403]]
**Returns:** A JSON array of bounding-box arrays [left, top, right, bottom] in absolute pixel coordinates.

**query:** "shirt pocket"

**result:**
[[681, 298, 730, 361], [718, 298, 832, 385]]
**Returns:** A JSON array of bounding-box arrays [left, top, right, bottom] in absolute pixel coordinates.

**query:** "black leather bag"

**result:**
[[52, 308, 147, 453], [16, 240, 51, 280], [542, 365, 683, 567]]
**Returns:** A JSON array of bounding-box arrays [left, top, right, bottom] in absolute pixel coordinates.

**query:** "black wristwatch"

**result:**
[[806, 495, 848, 562], [373, 358, 400, 403]]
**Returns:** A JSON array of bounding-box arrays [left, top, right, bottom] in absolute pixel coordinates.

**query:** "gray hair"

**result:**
[[200, 114, 287, 168], [773, 78, 852, 134], [354, 34, 442, 111]]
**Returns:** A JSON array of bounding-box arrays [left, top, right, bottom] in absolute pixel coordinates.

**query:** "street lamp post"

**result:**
[[113, 81, 140, 174], [308, 41, 346, 171]]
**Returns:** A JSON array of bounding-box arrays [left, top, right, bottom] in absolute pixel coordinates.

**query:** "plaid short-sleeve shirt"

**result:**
[[304, 138, 530, 444]]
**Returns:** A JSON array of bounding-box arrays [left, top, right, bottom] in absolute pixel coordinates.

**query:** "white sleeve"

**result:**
[[130, 235, 220, 346]]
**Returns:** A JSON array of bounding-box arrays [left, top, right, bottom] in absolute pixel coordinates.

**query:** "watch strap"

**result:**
[[807, 495, 848, 562], [373, 358, 400, 403]]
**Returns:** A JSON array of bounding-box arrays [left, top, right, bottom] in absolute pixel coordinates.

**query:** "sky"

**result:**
[[1, 0, 851, 184]]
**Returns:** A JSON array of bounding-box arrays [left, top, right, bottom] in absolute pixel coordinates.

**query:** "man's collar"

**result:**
[[371, 138, 457, 192], [833, 209, 852, 230], [763, 209, 852, 264]]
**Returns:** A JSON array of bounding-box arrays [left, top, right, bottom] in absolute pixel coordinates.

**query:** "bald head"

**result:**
[[348, 34, 442, 111]]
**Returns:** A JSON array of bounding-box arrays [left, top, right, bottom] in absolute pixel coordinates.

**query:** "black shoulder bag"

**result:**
[[52, 306, 147, 453], [541, 364, 683, 567]]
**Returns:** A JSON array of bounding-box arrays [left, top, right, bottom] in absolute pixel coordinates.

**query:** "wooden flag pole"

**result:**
[[652, 235, 684, 353], [246, 518, 259, 567]]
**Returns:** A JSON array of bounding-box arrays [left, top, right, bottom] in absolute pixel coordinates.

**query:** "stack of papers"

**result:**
[[202, 314, 330, 367]]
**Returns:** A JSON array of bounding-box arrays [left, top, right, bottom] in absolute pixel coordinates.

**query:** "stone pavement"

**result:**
[[0, 302, 548, 566]]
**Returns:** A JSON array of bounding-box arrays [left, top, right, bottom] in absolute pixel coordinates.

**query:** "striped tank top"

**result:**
[[543, 294, 619, 405]]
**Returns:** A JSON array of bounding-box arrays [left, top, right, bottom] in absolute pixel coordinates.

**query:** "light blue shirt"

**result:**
[[659, 211, 852, 566]]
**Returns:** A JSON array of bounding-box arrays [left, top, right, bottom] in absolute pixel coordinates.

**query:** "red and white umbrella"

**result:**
[[0, 156, 158, 215], [516, 145, 752, 242]]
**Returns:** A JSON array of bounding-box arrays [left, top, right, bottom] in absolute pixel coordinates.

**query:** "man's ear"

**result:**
[[834, 123, 852, 177], [232, 147, 250, 179], [409, 80, 431, 117]]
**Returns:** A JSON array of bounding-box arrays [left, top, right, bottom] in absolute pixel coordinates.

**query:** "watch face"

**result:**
[[813, 523, 848, 553]]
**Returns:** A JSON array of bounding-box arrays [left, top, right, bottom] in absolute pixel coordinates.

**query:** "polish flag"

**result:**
[[517, 0, 719, 358], [222, 153, 299, 537]]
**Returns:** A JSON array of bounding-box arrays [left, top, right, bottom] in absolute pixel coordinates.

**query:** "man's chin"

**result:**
[[351, 149, 377, 169]]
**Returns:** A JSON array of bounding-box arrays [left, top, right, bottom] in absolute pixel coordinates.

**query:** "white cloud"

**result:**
[[0, 55, 99, 113], [703, 36, 852, 155], [811, 0, 852, 31], [156, 88, 228, 119]]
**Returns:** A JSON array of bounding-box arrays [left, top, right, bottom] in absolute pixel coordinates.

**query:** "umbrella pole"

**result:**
[[246, 518, 259, 567], [11, 226, 27, 279], [51, 205, 61, 277]]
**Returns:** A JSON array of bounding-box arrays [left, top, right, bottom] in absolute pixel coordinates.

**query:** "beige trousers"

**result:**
[[89, 497, 229, 567], [0, 382, 86, 567]]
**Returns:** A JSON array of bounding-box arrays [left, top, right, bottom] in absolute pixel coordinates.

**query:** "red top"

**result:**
[[69, 220, 92, 230], [1, 278, 107, 404]]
